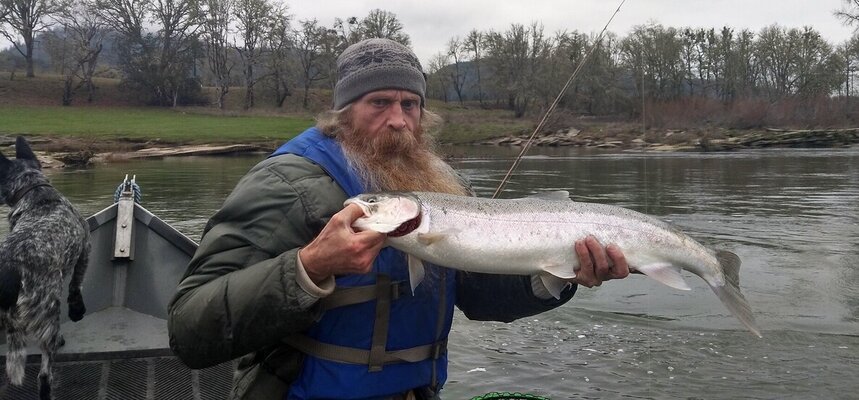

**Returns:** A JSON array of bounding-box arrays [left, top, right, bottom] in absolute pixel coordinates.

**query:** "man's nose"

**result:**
[[386, 104, 407, 130]]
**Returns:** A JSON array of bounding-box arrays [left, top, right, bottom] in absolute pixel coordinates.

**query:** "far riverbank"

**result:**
[[11, 125, 859, 169]]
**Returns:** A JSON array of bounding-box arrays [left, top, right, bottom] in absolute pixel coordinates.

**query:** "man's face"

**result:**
[[349, 89, 421, 137], [337, 89, 466, 195]]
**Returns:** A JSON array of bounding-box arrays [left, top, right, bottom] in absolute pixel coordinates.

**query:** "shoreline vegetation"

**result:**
[[1, 75, 858, 168]]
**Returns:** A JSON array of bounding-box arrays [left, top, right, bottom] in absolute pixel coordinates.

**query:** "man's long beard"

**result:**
[[339, 124, 468, 195]]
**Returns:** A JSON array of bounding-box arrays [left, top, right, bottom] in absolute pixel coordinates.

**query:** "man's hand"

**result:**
[[299, 204, 387, 284], [571, 235, 630, 288]]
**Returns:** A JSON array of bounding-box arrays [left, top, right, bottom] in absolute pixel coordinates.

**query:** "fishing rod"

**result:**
[[492, 0, 627, 199]]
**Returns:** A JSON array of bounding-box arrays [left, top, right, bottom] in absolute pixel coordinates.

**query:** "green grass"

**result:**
[[433, 104, 533, 144], [0, 105, 314, 143]]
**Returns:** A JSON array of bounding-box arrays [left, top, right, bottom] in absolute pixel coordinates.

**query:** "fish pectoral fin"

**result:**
[[408, 254, 426, 294], [539, 274, 571, 300], [541, 262, 576, 280], [416, 229, 458, 245], [539, 262, 575, 299], [636, 263, 692, 291]]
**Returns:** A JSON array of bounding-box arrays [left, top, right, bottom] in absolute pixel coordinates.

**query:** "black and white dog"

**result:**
[[0, 137, 89, 399]]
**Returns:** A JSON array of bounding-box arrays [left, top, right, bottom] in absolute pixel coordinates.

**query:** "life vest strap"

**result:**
[[283, 334, 448, 367], [368, 275, 393, 371], [317, 279, 409, 311]]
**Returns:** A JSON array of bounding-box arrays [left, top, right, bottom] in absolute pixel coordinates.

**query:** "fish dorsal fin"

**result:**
[[526, 191, 571, 201], [408, 254, 426, 294], [636, 263, 691, 291]]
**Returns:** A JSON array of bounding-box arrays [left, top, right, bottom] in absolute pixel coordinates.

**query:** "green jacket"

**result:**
[[167, 153, 576, 399]]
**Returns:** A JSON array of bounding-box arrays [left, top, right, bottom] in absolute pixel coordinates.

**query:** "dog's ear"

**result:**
[[14, 136, 41, 169], [15, 136, 36, 161]]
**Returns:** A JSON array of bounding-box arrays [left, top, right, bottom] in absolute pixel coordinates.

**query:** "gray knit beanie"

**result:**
[[333, 38, 426, 110]]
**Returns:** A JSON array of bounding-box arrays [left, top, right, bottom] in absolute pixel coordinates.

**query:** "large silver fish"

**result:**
[[344, 191, 761, 338]]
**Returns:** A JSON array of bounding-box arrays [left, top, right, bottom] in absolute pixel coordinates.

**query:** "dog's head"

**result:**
[[0, 136, 44, 205]]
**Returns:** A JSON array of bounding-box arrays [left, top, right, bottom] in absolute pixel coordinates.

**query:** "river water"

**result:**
[[21, 146, 859, 399]]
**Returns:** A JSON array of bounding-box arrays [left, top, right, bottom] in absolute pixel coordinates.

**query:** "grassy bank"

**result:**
[[0, 106, 314, 145], [0, 104, 527, 147], [0, 74, 531, 146]]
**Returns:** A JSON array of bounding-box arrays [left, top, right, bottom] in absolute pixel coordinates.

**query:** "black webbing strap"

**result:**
[[368, 274, 392, 371], [283, 334, 447, 366]]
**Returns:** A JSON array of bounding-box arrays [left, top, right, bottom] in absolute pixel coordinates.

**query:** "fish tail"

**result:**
[[710, 250, 762, 338]]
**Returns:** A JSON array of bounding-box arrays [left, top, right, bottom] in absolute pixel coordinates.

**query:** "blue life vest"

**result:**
[[271, 128, 456, 400]]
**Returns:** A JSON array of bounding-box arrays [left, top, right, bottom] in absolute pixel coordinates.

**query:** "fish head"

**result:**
[[344, 192, 422, 235]]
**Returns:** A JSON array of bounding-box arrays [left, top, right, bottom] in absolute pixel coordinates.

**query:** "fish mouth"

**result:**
[[344, 193, 422, 235], [388, 213, 421, 237]]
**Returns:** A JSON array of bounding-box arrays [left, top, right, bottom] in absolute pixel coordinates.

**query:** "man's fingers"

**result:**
[[338, 203, 367, 223], [573, 237, 630, 288], [574, 239, 591, 270], [574, 239, 599, 288], [606, 244, 630, 279], [585, 236, 610, 279]]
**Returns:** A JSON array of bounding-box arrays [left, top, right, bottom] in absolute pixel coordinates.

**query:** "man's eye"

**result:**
[[402, 100, 418, 110], [371, 99, 389, 107]]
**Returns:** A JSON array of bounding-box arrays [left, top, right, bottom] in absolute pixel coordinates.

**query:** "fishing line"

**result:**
[[492, 0, 627, 199]]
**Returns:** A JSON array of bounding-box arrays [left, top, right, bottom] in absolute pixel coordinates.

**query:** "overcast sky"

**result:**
[[288, 0, 858, 65]]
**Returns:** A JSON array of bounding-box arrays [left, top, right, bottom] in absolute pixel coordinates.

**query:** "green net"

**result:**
[[469, 392, 550, 400]]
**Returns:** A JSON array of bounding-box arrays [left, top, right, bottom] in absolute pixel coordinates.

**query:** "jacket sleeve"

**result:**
[[454, 272, 577, 322], [167, 156, 346, 369]]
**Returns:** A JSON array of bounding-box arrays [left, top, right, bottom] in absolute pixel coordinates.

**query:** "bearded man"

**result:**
[[168, 38, 629, 400]]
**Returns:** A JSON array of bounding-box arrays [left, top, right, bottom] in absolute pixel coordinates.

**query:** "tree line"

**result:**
[[3, 0, 859, 128], [0, 0, 411, 107], [431, 22, 857, 122]]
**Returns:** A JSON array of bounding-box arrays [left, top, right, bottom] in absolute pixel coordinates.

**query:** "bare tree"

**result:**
[[293, 18, 332, 109], [95, 0, 146, 40], [50, 0, 108, 104], [265, 7, 292, 108], [97, 0, 201, 106], [358, 8, 409, 46], [426, 51, 451, 102], [233, 0, 272, 109], [835, 0, 859, 27], [0, 0, 61, 77], [620, 23, 685, 101], [463, 29, 485, 106], [332, 8, 411, 48], [199, 0, 233, 108], [485, 22, 552, 117], [446, 37, 467, 104], [332, 16, 360, 46]]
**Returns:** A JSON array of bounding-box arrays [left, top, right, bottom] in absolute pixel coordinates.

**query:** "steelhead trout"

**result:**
[[345, 191, 761, 337]]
